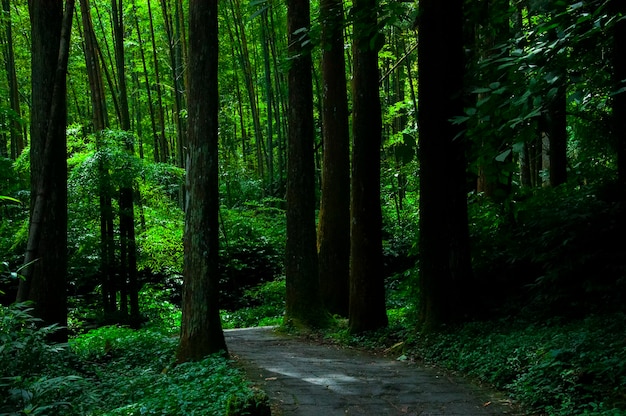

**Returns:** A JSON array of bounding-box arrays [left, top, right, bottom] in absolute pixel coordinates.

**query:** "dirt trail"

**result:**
[[225, 327, 522, 416]]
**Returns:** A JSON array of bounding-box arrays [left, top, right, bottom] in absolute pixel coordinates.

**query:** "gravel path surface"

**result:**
[[225, 327, 523, 416]]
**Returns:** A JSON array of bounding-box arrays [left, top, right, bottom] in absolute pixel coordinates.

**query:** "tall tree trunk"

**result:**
[[417, 0, 473, 330], [285, 0, 327, 328], [160, 0, 186, 168], [229, 0, 265, 182], [260, 8, 274, 187], [80, 0, 117, 313], [2, 0, 24, 160], [177, 0, 227, 362], [147, 0, 169, 162], [317, 0, 350, 317], [132, 0, 157, 161], [111, 0, 139, 324], [613, 0, 626, 194], [17, 0, 74, 343], [349, 0, 388, 334], [547, 86, 567, 187]]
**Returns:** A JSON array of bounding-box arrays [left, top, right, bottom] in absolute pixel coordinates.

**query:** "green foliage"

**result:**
[[469, 183, 626, 318], [137, 283, 182, 332], [0, 303, 83, 416], [406, 315, 626, 415], [219, 201, 286, 310], [0, 301, 261, 415], [221, 277, 285, 329], [0, 304, 66, 379]]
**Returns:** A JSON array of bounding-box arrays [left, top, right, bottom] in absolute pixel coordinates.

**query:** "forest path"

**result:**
[[224, 326, 522, 416]]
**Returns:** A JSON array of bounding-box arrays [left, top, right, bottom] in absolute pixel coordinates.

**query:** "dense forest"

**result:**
[[1, 0, 626, 414]]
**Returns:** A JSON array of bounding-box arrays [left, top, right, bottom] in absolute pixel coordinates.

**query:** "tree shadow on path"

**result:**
[[225, 327, 525, 416]]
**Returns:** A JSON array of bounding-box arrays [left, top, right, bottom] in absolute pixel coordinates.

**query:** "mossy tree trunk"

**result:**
[[177, 0, 227, 362], [317, 0, 350, 317], [284, 0, 328, 328], [16, 0, 73, 343]]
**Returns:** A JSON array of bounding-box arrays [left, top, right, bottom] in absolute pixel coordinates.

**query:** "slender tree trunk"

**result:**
[[80, 0, 116, 313], [417, 0, 473, 330], [17, 0, 74, 343], [317, 0, 350, 317], [285, 0, 327, 328], [349, 0, 388, 334], [613, 0, 626, 193], [547, 86, 567, 187], [160, 0, 186, 168], [260, 9, 274, 186], [177, 0, 227, 362], [2, 0, 24, 160], [111, 0, 139, 324], [229, 0, 265, 182], [147, 0, 169, 162]]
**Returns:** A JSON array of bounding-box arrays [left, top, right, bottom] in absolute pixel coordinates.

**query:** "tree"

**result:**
[[349, 0, 388, 334], [177, 0, 226, 362], [1, 0, 24, 160], [612, 0, 626, 192], [317, 0, 350, 317], [111, 0, 139, 324], [284, 0, 327, 327], [16, 0, 74, 342], [417, 0, 472, 330], [79, 0, 117, 315]]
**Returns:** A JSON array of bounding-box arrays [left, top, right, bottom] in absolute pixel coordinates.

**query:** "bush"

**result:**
[[221, 277, 285, 329], [0, 303, 84, 415], [406, 314, 626, 415]]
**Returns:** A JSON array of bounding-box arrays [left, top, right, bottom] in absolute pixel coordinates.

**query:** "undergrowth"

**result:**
[[0, 300, 261, 415], [314, 309, 626, 416]]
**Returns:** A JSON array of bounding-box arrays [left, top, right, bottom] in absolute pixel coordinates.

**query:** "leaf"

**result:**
[[0, 195, 21, 204], [495, 149, 512, 162], [249, 5, 269, 21], [451, 116, 470, 125]]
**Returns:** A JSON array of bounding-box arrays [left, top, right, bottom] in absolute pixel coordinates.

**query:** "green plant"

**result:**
[[221, 277, 285, 329]]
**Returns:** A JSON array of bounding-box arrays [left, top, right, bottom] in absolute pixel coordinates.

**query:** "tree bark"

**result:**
[[318, 0, 350, 317], [285, 0, 327, 328], [177, 0, 227, 362], [111, 0, 139, 324], [147, 0, 169, 162], [417, 0, 473, 330], [17, 0, 74, 343], [2, 0, 24, 160], [349, 0, 388, 334]]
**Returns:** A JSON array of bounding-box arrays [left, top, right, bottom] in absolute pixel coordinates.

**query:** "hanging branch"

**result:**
[[379, 40, 418, 84]]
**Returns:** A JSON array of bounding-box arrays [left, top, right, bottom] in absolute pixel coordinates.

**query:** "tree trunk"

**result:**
[[177, 0, 227, 362], [285, 0, 327, 328], [80, 0, 117, 313], [613, 0, 626, 193], [111, 0, 140, 324], [417, 0, 473, 330], [147, 0, 169, 162], [17, 0, 73, 343], [229, 0, 265, 183], [317, 0, 350, 317], [547, 86, 567, 187], [349, 0, 388, 334], [2, 0, 24, 160]]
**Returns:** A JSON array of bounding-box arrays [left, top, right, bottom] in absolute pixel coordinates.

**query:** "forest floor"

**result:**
[[225, 326, 526, 416]]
